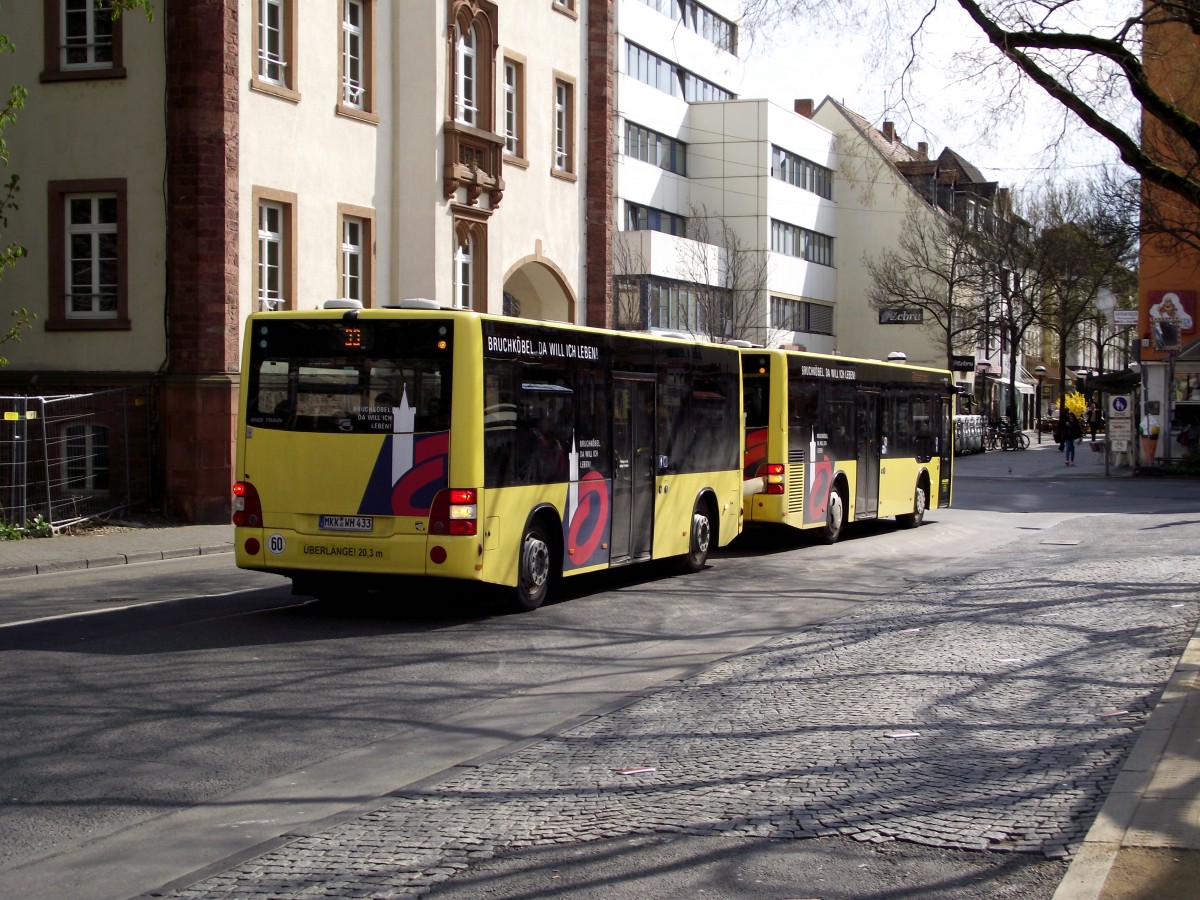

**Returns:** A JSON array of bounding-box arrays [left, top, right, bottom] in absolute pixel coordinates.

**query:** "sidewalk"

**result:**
[[0, 521, 232, 579], [957, 432, 1136, 479], [2, 440, 1195, 900]]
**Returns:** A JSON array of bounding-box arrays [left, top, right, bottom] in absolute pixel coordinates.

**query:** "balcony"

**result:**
[[443, 121, 505, 210]]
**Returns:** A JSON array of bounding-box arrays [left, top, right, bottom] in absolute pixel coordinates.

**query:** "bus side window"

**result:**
[[484, 369, 517, 487]]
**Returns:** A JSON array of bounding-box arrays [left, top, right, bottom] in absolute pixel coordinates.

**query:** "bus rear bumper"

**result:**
[[233, 527, 487, 582]]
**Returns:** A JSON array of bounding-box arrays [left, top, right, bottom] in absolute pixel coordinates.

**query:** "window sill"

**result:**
[[551, 2, 579, 20], [41, 66, 127, 83], [336, 103, 379, 125], [504, 154, 529, 169], [250, 78, 301, 104], [46, 318, 131, 332], [550, 168, 578, 184]]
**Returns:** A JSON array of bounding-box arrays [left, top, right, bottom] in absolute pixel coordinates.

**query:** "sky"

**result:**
[[730, 5, 1125, 197]]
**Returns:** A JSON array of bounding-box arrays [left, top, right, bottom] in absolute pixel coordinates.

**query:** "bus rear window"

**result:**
[[245, 319, 453, 433]]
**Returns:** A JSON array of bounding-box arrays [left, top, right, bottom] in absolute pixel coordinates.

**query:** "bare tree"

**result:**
[[1029, 181, 1133, 401], [973, 202, 1044, 421], [741, 0, 1200, 243], [864, 200, 982, 371], [611, 231, 650, 331], [673, 206, 774, 345]]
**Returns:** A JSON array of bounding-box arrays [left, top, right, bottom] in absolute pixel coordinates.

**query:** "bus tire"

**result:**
[[513, 518, 554, 611], [820, 484, 846, 544], [898, 480, 928, 529], [683, 499, 714, 573]]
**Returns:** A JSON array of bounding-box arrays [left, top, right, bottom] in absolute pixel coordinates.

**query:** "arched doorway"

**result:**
[[502, 259, 575, 323]]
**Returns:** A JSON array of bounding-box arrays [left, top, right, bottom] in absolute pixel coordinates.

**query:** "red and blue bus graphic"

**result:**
[[358, 431, 449, 516], [357, 390, 449, 516], [803, 454, 836, 526], [563, 441, 611, 570], [744, 427, 768, 479]]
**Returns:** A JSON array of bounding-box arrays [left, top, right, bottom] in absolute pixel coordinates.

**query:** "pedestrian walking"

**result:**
[[1087, 404, 1102, 442], [1064, 411, 1083, 465]]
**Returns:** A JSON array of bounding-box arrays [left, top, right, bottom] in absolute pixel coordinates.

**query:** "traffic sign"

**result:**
[[1108, 394, 1132, 419], [1113, 309, 1139, 326]]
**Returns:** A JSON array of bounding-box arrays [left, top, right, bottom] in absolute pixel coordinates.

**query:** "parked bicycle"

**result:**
[[985, 418, 1030, 451]]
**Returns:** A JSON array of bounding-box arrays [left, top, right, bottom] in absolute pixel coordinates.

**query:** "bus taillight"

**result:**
[[758, 463, 786, 495], [429, 488, 478, 536], [232, 481, 264, 527]]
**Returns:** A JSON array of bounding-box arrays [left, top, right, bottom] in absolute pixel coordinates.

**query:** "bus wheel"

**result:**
[[683, 502, 713, 573], [820, 485, 846, 544], [513, 519, 553, 611], [898, 482, 927, 529]]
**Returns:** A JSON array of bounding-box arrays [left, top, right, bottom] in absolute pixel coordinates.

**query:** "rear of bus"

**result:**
[[233, 306, 484, 597]]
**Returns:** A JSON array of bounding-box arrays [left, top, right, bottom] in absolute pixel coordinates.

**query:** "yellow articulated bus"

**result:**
[[233, 301, 744, 610], [740, 348, 955, 542]]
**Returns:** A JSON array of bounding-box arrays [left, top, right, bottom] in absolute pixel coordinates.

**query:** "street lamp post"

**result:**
[[1035, 365, 1046, 444]]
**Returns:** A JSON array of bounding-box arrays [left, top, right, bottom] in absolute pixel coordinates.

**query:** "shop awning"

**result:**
[[1084, 369, 1141, 391]]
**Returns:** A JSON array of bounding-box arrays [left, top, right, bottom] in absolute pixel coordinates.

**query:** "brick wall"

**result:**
[[584, 0, 615, 329], [160, 0, 240, 523]]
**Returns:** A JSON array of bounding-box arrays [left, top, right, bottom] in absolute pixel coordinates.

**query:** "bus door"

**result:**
[[610, 376, 656, 564], [856, 391, 880, 517], [938, 394, 953, 506]]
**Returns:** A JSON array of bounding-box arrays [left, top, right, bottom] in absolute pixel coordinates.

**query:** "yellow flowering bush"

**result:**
[[1063, 391, 1087, 418]]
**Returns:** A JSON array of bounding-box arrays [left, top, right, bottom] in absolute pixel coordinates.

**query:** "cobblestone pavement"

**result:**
[[172, 550, 1200, 899]]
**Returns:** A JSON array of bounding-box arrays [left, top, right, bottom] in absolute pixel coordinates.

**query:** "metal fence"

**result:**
[[1, 389, 150, 529]]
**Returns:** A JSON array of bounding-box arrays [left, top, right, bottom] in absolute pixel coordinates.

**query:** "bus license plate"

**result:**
[[319, 515, 374, 532]]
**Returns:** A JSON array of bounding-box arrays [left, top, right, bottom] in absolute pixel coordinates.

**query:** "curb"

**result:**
[[0, 543, 234, 580]]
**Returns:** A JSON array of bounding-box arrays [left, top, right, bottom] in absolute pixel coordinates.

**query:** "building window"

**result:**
[[502, 57, 524, 158], [552, 0, 576, 13], [338, 204, 374, 307], [456, 24, 478, 125], [770, 219, 835, 267], [645, 276, 704, 333], [42, 0, 126, 81], [66, 194, 118, 318], [771, 145, 834, 200], [342, 217, 363, 302], [625, 122, 686, 175], [452, 217, 487, 311], [454, 233, 474, 310], [259, 0, 285, 83], [633, 0, 736, 53], [259, 203, 284, 310], [770, 296, 834, 335], [253, 0, 299, 101], [624, 42, 733, 102], [47, 179, 129, 331], [339, 0, 376, 119], [448, 1, 497, 133], [64, 423, 109, 492], [64, 0, 114, 69], [553, 77, 575, 176], [253, 187, 297, 311], [624, 202, 686, 236]]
